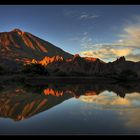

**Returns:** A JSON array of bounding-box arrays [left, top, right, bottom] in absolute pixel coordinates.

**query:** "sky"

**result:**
[[1, 5, 140, 62]]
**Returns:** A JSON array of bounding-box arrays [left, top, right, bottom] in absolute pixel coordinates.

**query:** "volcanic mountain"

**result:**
[[0, 28, 73, 70], [0, 28, 72, 62]]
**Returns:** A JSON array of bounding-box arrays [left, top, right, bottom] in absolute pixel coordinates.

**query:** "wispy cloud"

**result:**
[[64, 10, 99, 21], [79, 13, 99, 20], [80, 32, 95, 50]]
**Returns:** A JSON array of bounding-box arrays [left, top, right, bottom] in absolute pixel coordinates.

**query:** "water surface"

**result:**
[[0, 81, 140, 135]]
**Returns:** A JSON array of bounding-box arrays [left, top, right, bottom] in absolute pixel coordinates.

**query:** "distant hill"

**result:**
[[37, 55, 140, 78]]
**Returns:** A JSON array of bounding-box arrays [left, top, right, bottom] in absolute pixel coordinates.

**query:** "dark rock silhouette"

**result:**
[[43, 55, 140, 78]]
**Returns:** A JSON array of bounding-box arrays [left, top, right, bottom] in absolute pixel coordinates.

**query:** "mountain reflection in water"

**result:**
[[0, 81, 140, 122]]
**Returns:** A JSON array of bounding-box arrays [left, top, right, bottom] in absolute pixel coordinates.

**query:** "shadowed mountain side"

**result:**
[[29, 55, 140, 79], [45, 56, 140, 78], [45, 54, 106, 76], [0, 56, 23, 72]]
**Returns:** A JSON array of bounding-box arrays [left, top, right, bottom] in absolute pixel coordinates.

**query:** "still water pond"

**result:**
[[0, 82, 140, 135]]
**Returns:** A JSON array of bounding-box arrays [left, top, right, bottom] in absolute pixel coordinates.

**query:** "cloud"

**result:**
[[80, 14, 88, 19], [111, 48, 132, 56], [80, 31, 98, 50], [126, 54, 140, 62], [80, 22, 140, 62], [80, 31, 133, 61], [64, 10, 99, 21], [79, 13, 99, 20], [83, 32, 88, 35], [81, 47, 133, 60], [118, 25, 140, 48]]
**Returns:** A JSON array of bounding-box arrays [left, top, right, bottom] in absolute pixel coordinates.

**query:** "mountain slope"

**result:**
[[42, 55, 140, 78], [45, 54, 106, 76], [0, 28, 73, 61]]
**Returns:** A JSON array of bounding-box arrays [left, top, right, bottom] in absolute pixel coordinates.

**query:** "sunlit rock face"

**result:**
[[45, 54, 106, 76], [84, 57, 98, 62], [37, 54, 140, 77], [27, 54, 110, 76], [38, 56, 64, 66], [44, 88, 64, 97]]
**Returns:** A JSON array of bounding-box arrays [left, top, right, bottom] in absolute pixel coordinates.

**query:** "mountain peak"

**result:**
[[116, 56, 126, 62], [0, 29, 73, 67], [11, 28, 24, 35], [11, 28, 23, 32]]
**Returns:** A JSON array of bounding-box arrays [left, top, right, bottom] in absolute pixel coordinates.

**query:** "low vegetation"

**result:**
[[0, 65, 7, 75], [21, 63, 49, 75], [118, 69, 138, 81]]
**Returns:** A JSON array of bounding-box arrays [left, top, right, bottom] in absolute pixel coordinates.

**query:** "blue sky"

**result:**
[[1, 5, 140, 62]]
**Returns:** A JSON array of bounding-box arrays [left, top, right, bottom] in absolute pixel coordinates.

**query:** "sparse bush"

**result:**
[[68, 71, 88, 76], [55, 71, 68, 76], [119, 69, 138, 80], [22, 63, 49, 75], [53, 68, 60, 73], [0, 65, 7, 75]]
